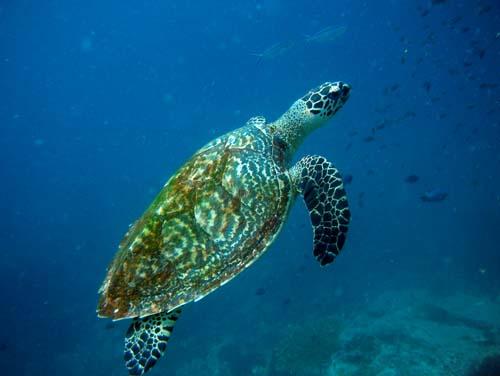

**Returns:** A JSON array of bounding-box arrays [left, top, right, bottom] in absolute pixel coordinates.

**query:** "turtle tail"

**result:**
[[124, 308, 181, 375]]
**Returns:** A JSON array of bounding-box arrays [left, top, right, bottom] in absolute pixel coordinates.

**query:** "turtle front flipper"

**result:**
[[124, 309, 181, 375], [290, 155, 351, 266]]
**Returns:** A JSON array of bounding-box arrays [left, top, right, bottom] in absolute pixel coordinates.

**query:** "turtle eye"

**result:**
[[326, 90, 340, 101]]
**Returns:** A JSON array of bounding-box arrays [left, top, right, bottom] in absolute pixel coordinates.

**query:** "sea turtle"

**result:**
[[97, 81, 352, 375]]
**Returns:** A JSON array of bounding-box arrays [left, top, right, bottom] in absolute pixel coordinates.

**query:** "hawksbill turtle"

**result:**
[[97, 81, 352, 375]]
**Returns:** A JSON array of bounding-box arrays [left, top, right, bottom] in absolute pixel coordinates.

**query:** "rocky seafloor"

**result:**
[[37, 287, 500, 376], [173, 289, 500, 376]]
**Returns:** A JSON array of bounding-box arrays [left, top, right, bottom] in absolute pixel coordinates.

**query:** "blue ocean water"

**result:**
[[1, 1, 499, 375]]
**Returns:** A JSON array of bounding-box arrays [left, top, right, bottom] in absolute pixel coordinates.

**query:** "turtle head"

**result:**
[[298, 81, 350, 128], [273, 81, 350, 157]]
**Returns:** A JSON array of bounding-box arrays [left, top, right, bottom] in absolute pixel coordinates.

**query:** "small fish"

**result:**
[[423, 81, 432, 93], [252, 40, 295, 61], [383, 84, 400, 95], [405, 175, 419, 183], [255, 287, 266, 296], [305, 25, 347, 44], [420, 8, 430, 17], [363, 136, 375, 143], [477, 4, 492, 15], [105, 322, 117, 330], [422, 32, 436, 45], [448, 15, 463, 25], [479, 83, 498, 89], [405, 111, 417, 118], [421, 189, 448, 202], [344, 174, 353, 184], [431, 0, 448, 4]]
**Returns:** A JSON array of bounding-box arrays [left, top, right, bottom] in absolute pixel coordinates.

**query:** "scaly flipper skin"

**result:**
[[290, 155, 350, 266], [124, 309, 181, 376]]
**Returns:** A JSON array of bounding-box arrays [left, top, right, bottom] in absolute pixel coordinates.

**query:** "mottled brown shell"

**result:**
[[97, 118, 292, 319]]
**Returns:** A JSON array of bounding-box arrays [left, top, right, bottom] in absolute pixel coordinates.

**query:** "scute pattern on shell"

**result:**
[[97, 119, 292, 319]]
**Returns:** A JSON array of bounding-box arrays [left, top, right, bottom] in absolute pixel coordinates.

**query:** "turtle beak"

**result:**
[[339, 82, 351, 102]]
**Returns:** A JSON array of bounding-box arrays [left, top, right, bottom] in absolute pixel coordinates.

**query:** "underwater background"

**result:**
[[1, 0, 499, 375]]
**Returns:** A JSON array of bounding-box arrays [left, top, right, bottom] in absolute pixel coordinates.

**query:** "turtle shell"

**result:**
[[97, 118, 292, 319]]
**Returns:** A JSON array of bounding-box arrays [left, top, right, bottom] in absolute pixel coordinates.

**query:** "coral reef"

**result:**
[[324, 289, 500, 376], [270, 315, 343, 375], [169, 288, 500, 376], [467, 353, 500, 376], [175, 350, 230, 376], [219, 342, 267, 375]]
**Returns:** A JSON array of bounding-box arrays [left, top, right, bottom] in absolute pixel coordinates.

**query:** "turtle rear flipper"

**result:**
[[124, 309, 181, 375], [290, 155, 351, 266]]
